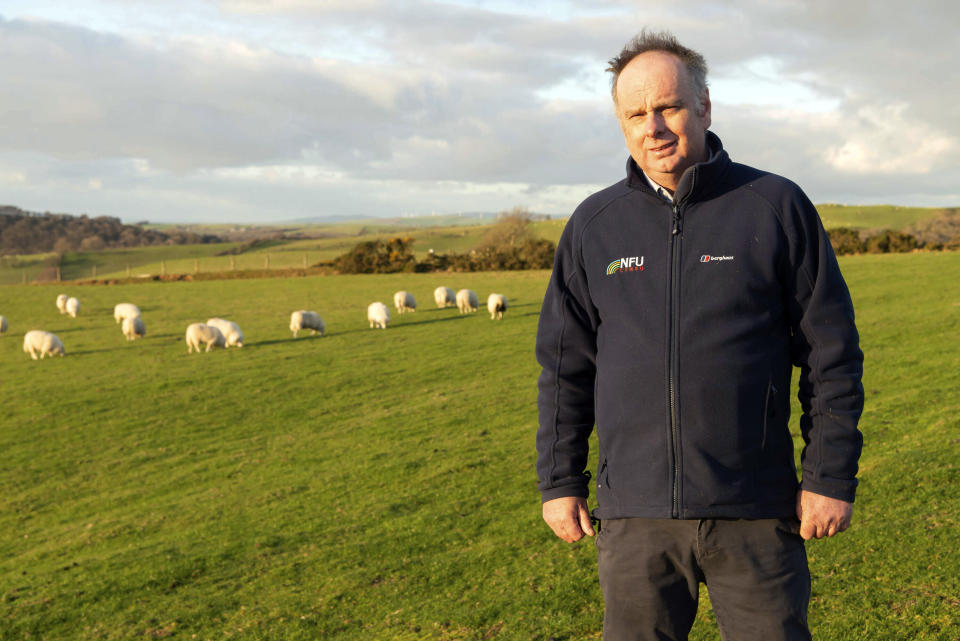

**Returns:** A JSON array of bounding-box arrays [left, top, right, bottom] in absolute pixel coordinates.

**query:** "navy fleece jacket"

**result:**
[[535, 132, 864, 520]]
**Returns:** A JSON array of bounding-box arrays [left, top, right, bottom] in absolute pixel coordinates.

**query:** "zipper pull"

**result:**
[[672, 205, 681, 235]]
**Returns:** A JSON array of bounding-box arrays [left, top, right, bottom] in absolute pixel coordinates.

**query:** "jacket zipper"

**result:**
[[668, 202, 682, 518], [667, 167, 696, 518]]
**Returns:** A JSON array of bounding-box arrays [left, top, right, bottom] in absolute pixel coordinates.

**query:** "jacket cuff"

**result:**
[[800, 476, 858, 503], [540, 483, 589, 503]]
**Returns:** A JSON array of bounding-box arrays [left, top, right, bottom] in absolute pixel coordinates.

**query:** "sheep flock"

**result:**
[[6, 283, 510, 360]]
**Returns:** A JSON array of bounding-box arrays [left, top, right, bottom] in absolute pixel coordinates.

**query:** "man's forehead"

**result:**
[[617, 52, 687, 97]]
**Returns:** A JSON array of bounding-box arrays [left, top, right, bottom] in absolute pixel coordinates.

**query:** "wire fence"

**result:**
[[1, 253, 330, 285]]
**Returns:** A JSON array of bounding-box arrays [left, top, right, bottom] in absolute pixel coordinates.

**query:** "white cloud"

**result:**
[[0, 1, 957, 223], [0, 170, 28, 184], [825, 104, 958, 175]]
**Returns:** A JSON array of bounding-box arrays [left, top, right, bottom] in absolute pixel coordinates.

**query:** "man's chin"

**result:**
[[645, 161, 682, 179]]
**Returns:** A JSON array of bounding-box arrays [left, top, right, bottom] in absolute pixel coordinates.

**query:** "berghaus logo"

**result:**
[[606, 256, 644, 275], [700, 254, 735, 262]]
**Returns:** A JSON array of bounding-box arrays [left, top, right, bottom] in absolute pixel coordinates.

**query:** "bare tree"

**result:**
[[476, 206, 534, 251]]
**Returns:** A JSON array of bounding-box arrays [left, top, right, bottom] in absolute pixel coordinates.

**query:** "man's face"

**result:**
[[614, 51, 711, 191]]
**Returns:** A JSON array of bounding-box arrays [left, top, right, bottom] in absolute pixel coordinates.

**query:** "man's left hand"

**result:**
[[796, 490, 853, 540]]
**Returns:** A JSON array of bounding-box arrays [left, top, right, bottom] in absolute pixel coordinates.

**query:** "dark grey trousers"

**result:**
[[596, 517, 811, 641]]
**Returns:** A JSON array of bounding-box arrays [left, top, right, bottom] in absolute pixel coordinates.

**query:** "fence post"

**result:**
[[57, 267, 61, 282], [92, 265, 97, 278], [126, 264, 131, 277], [230, 255, 236, 271], [265, 254, 270, 269], [161, 260, 166, 276], [194, 258, 199, 274]]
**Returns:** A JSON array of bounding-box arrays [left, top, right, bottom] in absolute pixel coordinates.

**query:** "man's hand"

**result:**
[[542, 496, 595, 543], [796, 489, 853, 540]]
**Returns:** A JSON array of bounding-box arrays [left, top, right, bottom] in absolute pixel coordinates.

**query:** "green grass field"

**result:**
[[1, 253, 958, 640]]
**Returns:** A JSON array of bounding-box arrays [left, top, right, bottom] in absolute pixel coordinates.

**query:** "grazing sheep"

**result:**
[[185, 323, 225, 353], [56, 294, 69, 314], [114, 303, 141, 324], [121, 316, 146, 341], [0, 315, 7, 334], [367, 302, 390, 329], [434, 286, 456, 308], [206, 318, 244, 347], [290, 310, 325, 338], [65, 296, 81, 318], [456, 289, 479, 314], [23, 330, 65, 359], [487, 293, 508, 320], [393, 291, 417, 314]]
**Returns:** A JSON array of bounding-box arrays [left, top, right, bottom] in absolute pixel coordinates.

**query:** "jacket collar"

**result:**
[[624, 131, 729, 204]]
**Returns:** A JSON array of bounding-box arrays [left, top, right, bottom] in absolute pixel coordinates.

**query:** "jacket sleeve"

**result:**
[[536, 218, 600, 503], [779, 186, 864, 503]]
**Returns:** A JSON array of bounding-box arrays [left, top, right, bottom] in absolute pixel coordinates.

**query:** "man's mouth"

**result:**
[[650, 141, 676, 154]]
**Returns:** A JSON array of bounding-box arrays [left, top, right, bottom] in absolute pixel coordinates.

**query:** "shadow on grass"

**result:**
[[247, 337, 304, 348], [69, 347, 125, 356]]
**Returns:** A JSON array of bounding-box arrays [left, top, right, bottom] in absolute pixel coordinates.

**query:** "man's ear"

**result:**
[[701, 88, 712, 128]]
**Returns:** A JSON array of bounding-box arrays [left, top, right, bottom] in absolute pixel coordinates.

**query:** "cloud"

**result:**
[[0, 17, 392, 172], [0, 1, 957, 223]]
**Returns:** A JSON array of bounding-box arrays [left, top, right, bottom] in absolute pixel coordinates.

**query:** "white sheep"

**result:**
[[367, 302, 390, 329], [65, 296, 81, 318], [206, 318, 244, 347], [23, 330, 65, 359], [434, 286, 456, 308], [487, 293, 508, 320], [56, 294, 69, 314], [456, 289, 479, 314], [290, 310, 325, 338], [393, 291, 417, 314], [185, 322, 225, 353], [121, 316, 146, 341], [114, 303, 141, 324], [0, 315, 7, 334]]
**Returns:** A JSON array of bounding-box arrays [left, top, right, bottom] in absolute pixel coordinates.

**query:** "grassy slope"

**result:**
[[0, 255, 958, 640], [814, 204, 941, 231]]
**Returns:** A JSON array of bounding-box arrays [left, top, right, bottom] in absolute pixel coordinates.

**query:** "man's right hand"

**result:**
[[542, 496, 595, 542]]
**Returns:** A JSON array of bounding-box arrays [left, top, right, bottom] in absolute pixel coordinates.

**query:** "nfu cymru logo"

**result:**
[[607, 256, 645, 275]]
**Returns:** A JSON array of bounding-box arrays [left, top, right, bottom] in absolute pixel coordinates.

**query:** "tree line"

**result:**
[[0, 206, 221, 256], [332, 208, 556, 274], [828, 209, 960, 255], [331, 206, 960, 275]]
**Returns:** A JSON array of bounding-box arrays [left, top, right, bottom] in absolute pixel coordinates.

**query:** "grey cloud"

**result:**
[[1, 0, 957, 224], [0, 17, 391, 171]]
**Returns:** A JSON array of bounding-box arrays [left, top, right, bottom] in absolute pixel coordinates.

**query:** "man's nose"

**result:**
[[643, 112, 664, 137]]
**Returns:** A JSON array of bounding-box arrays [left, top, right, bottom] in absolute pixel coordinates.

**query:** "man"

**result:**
[[535, 30, 864, 641]]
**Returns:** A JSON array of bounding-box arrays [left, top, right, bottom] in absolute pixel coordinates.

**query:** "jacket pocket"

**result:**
[[762, 380, 778, 452], [596, 457, 620, 513], [597, 458, 610, 489]]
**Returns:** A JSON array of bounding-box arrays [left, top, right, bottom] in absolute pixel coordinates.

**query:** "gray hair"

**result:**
[[607, 29, 709, 107]]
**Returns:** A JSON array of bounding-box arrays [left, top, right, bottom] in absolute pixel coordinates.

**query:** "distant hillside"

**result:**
[[814, 204, 945, 231], [288, 211, 560, 228], [0, 206, 222, 256]]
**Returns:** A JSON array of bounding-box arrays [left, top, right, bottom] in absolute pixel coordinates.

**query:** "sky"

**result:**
[[0, 0, 957, 223]]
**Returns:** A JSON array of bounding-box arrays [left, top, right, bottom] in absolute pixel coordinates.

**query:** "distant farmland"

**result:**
[[0, 206, 945, 286], [0, 218, 570, 285]]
